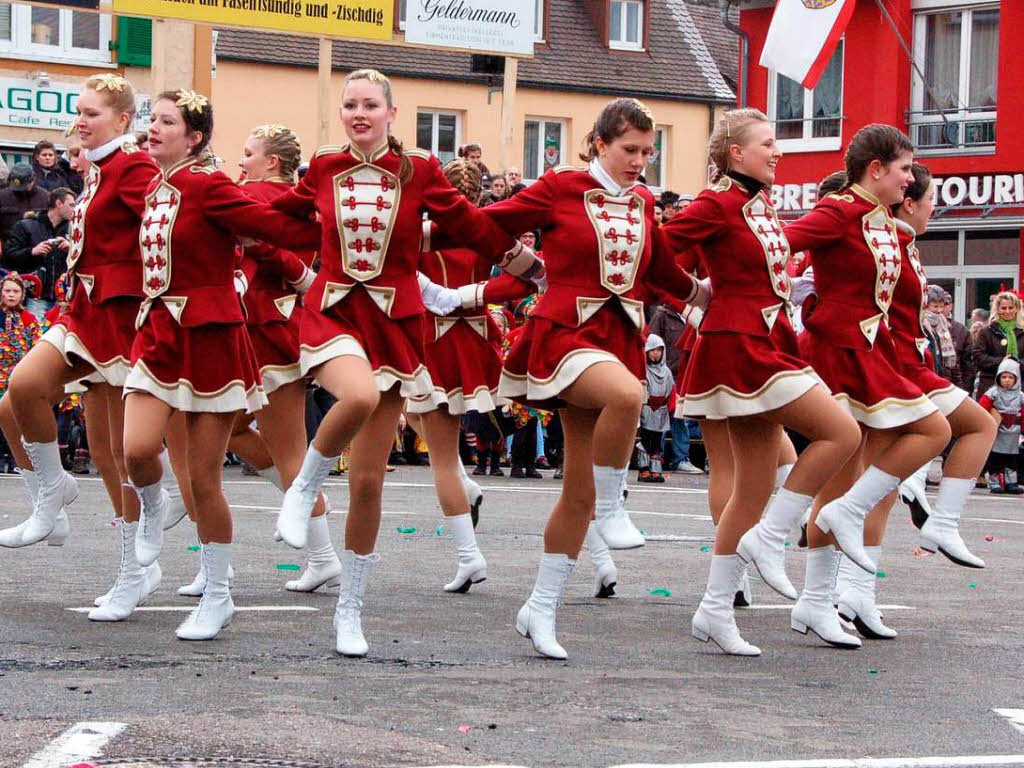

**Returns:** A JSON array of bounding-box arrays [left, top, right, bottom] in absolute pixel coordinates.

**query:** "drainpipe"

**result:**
[[719, 0, 749, 107]]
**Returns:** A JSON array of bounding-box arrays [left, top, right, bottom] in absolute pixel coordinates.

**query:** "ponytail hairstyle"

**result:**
[[844, 123, 913, 186], [707, 108, 770, 182], [82, 73, 136, 134], [156, 89, 214, 158], [441, 158, 483, 205], [341, 68, 412, 184], [580, 98, 655, 162], [251, 124, 303, 181]]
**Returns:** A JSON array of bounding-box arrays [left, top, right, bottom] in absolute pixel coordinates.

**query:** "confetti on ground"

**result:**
[[699, 545, 710, 552], [396, 526, 416, 534], [435, 525, 444, 536], [913, 547, 934, 558], [276, 563, 301, 570], [784, 541, 792, 548], [876, 571, 887, 578], [650, 588, 671, 597], [868, 669, 878, 675], [984, 534, 1000, 542], [187, 545, 200, 551], [457, 725, 472, 734], [969, 583, 977, 589], [639, 529, 648, 536]]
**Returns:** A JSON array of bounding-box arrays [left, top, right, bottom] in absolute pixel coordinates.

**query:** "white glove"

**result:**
[[691, 276, 712, 311], [233, 269, 248, 296], [418, 272, 460, 316], [289, 265, 316, 295], [681, 304, 704, 329], [790, 269, 816, 306]]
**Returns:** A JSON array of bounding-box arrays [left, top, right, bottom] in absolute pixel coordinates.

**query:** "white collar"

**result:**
[[86, 134, 135, 163], [893, 218, 917, 238], [588, 158, 635, 196]]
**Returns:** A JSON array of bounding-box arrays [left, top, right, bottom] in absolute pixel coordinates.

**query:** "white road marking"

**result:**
[[964, 517, 1024, 526], [21, 721, 126, 768], [630, 510, 713, 521], [746, 604, 915, 611], [230, 504, 420, 516], [994, 709, 1024, 735], [66, 605, 319, 613], [609, 756, 1024, 768]]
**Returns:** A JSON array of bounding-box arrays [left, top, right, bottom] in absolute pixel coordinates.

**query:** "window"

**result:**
[[910, 6, 998, 153], [523, 118, 566, 181], [646, 126, 667, 191], [0, 3, 112, 65], [397, 0, 406, 30], [610, 0, 644, 50], [768, 40, 843, 152], [416, 110, 461, 164], [534, 0, 544, 40]]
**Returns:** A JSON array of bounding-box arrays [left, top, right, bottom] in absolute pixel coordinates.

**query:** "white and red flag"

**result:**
[[759, 0, 856, 89]]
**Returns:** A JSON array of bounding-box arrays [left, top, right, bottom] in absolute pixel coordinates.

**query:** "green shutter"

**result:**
[[115, 17, 152, 66]]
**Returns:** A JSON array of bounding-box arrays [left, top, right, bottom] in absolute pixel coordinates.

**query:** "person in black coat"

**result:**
[[30, 140, 83, 195], [971, 290, 1024, 396], [2, 187, 74, 316], [0, 164, 49, 242]]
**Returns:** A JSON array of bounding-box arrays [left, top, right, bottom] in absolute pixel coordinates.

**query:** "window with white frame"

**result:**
[[610, 0, 644, 50], [523, 117, 566, 181], [646, 126, 667, 191], [534, 0, 544, 40], [397, 0, 406, 29], [0, 3, 112, 65], [416, 110, 461, 164], [768, 40, 843, 152], [910, 5, 998, 153]]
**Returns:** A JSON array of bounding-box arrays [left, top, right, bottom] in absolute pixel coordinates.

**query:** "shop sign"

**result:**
[[0, 78, 79, 132], [772, 172, 1024, 212], [404, 0, 536, 55]]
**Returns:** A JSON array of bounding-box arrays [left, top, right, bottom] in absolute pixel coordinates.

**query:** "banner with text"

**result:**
[[111, 0, 392, 40], [404, 0, 535, 55]]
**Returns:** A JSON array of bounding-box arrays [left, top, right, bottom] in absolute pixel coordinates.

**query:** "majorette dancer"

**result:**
[[270, 69, 542, 657], [120, 90, 320, 640], [658, 109, 860, 656], [481, 98, 707, 659], [784, 124, 952, 648]]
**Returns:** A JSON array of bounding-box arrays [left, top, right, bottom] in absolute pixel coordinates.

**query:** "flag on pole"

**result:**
[[759, 0, 856, 89]]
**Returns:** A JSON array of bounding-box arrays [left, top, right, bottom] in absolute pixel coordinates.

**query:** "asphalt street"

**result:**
[[1, 466, 1022, 768]]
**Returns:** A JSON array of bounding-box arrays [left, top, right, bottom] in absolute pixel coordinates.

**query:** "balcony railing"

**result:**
[[908, 108, 996, 154]]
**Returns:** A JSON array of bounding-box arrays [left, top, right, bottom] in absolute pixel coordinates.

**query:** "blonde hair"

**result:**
[[707, 108, 770, 181], [342, 68, 411, 183], [251, 125, 302, 181], [82, 73, 136, 129], [990, 291, 1024, 329], [442, 158, 483, 205]]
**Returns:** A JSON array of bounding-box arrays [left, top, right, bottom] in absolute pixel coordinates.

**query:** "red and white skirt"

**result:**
[[299, 288, 432, 398], [247, 312, 304, 397], [498, 303, 644, 410], [681, 321, 824, 420], [893, 336, 967, 417], [41, 293, 138, 387], [804, 330, 937, 429], [124, 302, 266, 413], [407, 316, 503, 415]]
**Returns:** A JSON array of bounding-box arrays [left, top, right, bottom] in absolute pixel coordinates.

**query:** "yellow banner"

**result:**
[[111, 0, 392, 40]]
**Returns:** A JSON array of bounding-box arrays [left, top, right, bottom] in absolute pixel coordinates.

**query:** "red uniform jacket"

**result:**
[[890, 219, 931, 363], [237, 178, 314, 326], [270, 143, 520, 322], [659, 175, 792, 338], [66, 141, 158, 303], [420, 246, 533, 344], [136, 158, 320, 329], [784, 183, 903, 351], [482, 166, 696, 330]]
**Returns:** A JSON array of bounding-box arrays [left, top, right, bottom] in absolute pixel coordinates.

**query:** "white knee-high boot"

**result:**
[[816, 466, 898, 573], [278, 446, 337, 549], [176, 542, 234, 640], [286, 513, 343, 592], [88, 521, 148, 622], [0, 440, 77, 547], [920, 477, 985, 568], [791, 545, 861, 648], [134, 480, 168, 566], [593, 465, 643, 549], [0, 467, 72, 548], [691, 554, 761, 656], [515, 553, 575, 659], [443, 513, 487, 593], [837, 545, 896, 639], [737, 488, 811, 600], [456, 460, 484, 527], [584, 523, 617, 598], [335, 550, 380, 657], [159, 449, 188, 531]]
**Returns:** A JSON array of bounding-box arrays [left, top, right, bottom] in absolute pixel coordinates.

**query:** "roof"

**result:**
[[685, 0, 740, 93], [214, 0, 736, 104]]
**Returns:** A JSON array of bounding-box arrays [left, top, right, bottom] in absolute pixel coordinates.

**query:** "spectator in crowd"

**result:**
[[31, 140, 82, 195], [458, 143, 491, 184], [648, 302, 702, 474], [971, 307, 990, 326], [0, 157, 9, 188], [658, 190, 680, 220], [942, 291, 973, 392], [923, 285, 959, 383], [0, 164, 49, 241], [2, 187, 74, 318], [653, 203, 664, 225], [637, 334, 674, 483], [481, 174, 509, 206], [0, 274, 45, 471], [505, 166, 525, 195], [978, 357, 1024, 494], [972, 290, 1024, 395]]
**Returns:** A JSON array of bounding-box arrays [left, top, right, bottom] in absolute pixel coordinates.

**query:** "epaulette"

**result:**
[[314, 145, 343, 158], [190, 164, 216, 175], [553, 164, 580, 174], [405, 148, 431, 160], [121, 141, 139, 154], [823, 191, 855, 203], [708, 175, 733, 193]]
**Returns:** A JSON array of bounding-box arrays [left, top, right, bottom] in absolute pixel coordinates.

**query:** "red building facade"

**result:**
[[739, 0, 1021, 322]]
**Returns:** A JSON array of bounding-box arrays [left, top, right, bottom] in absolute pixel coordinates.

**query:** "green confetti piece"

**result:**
[[639, 529, 648, 536], [435, 525, 444, 536], [276, 562, 301, 570], [396, 526, 416, 534], [650, 588, 671, 597], [699, 545, 710, 552], [868, 668, 878, 675], [784, 541, 792, 548], [876, 571, 887, 578], [968, 583, 977, 589], [187, 545, 200, 552]]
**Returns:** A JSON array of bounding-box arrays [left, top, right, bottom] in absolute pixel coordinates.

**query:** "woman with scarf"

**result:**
[[972, 291, 1024, 395], [923, 286, 959, 382]]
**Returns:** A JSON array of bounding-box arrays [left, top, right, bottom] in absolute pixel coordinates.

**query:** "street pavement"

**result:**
[[1, 466, 1022, 768]]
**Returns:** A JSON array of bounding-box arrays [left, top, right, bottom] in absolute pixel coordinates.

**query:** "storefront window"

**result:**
[[967, 276, 1014, 318], [917, 231, 959, 267], [770, 41, 843, 151], [523, 118, 565, 182], [415, 110, 460, 165], [964, 230, 1019, 266]]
